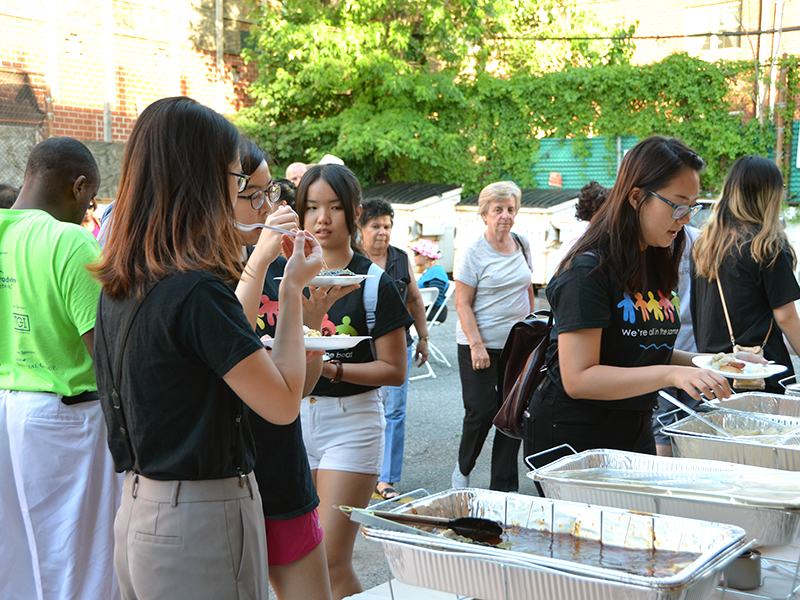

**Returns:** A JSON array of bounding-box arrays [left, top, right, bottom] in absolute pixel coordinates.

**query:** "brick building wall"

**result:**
[[0, 0, 257, 145]]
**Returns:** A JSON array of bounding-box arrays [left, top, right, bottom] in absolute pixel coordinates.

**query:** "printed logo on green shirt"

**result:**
[[13, 313, 30, 333]]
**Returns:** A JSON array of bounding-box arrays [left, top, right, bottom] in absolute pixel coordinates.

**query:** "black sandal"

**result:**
[[376, 483, 400, 500]]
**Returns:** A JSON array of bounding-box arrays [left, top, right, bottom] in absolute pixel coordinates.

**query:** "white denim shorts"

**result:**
[[300, 388, 385, 474]]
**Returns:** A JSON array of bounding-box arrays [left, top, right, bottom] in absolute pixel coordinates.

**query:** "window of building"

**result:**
[[684, 2, 742, 54]]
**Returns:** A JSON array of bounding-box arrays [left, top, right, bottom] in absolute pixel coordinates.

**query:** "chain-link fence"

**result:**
[[0, 68, 48, 190]]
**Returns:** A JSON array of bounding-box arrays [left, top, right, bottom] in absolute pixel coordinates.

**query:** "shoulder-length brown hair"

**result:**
[[560, 136, 704, 294], [694, 155, 794, 280], [92, 97, 244, 299]]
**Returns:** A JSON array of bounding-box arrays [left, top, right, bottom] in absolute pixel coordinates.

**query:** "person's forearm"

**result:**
[[455, 303, 483, 348], [407, 297, 430, 339], [303, 357, 323, 396], [561, 364, 679, 400], [320, 358, 407, 388], [269, 281, 307, 397]]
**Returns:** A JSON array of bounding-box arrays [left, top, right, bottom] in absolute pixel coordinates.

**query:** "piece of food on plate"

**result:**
[[318, 268, 355, 276], [303, 326, 322, 337], [710, 352, 746, 373], [711, 352, 764, 373], [709, 352, 767, 374]]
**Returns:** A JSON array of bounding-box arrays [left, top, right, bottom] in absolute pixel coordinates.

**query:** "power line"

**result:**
[[492, 25, 800, 42]]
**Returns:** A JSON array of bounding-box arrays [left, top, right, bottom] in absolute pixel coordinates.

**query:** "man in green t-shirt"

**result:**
[[0, 137, 122, 600]]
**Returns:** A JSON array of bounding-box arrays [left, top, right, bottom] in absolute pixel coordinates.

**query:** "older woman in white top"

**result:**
[[453, 181, 534, 492]]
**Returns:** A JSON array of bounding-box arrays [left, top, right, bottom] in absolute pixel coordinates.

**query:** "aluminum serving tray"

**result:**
[[661, 410, 800, 471], [359, 489, 748, 600], [529, 449, 800, 546], [710, 391, 800, 418]]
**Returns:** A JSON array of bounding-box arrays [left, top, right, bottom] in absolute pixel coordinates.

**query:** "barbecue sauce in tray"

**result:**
[[441, 527, 701, 577]]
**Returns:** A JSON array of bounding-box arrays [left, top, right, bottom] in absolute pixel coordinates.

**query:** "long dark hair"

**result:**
[[240, 138, 267, 176], [560, 136, 704, 294], [296, 164, 362, 253], [92, 96, 243, 299]]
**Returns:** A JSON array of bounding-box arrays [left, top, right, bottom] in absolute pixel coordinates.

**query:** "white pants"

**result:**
[[0, 390, 123, 600]]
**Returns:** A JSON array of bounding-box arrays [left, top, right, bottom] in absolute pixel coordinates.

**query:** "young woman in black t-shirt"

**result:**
[[235, 139, 359, 600], [295, 164, 413, 600], [524, 136, 737, 468], [92, 97, 323, 600], [692, 155, 800, 393]]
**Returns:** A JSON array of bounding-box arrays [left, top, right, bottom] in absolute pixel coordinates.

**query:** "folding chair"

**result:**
[[410, 287, 439, 380], [424, 281, 454, 367]]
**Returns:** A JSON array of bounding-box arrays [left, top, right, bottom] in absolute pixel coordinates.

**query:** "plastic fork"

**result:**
[[235, 221, 299, 236]]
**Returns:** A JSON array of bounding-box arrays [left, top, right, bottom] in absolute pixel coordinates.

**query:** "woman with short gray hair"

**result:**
[[453, 180, 534, 492]]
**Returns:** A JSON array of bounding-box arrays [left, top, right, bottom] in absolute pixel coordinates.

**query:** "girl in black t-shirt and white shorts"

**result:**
[[295, 164, 413, 600], [524, 136, 744, 468]]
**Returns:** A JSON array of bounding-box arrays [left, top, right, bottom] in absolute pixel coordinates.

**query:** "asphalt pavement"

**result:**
[[351, 292, 546, 593]]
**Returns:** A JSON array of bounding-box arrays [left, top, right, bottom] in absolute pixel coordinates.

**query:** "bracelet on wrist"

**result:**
[[329, 359, 344, 383], [419, 336, 429, 343]]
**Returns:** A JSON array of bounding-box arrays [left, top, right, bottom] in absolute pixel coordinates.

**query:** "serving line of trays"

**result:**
[[660, 393, 800, 471], [354, 488, 750, 600], [529, 448, 800, 548]]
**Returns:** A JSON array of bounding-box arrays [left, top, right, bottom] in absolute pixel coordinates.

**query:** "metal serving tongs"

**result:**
[[340, 506, 503, 544], [695, 395, 800, 442], [658, 391, 734, 438]]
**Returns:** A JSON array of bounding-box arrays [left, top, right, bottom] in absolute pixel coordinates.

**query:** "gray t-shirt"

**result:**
[[455, 233, 532, 349]]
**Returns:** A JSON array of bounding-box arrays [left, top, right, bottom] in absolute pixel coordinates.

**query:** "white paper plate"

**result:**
[[275, 274, 373, 287], [692, 355, 788, 380], [263, 335, 371, 350]]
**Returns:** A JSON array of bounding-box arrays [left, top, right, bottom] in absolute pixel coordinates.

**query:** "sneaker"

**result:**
[[451, 463, 470, 488]]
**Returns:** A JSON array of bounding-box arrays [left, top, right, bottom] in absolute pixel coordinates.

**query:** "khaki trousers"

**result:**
[[115, 471, 268, 600]]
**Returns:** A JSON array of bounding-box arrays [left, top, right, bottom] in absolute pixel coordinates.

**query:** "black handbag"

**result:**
[[493, 310, 554, 439]]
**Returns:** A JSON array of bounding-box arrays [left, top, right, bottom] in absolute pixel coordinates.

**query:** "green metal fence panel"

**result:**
[[531, 135, 638, 189]]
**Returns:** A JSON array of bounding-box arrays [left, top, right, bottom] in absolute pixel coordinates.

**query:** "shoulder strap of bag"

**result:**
[[364, 262, 383, 335], [511, 232, 531, 269], [96, 286, 156, 471], [716, 276, 773, 349]]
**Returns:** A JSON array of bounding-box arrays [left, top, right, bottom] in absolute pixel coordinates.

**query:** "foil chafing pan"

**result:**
[[709, 391, 800, 418], [529, 449, 800, 546], [661, 410, 800, 470], [359, 489, 748, 600]]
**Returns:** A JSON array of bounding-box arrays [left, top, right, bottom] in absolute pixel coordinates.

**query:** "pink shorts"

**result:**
[[264, 508, 324, 566]]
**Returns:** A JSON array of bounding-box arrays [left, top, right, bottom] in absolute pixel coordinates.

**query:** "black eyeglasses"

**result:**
[[238, 181, 281, 210], [644, 189, 701, 220], [229, 171, 251, 194]]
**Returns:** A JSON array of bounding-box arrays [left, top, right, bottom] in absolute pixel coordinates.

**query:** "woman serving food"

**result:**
[[523, 137, 756, 468]]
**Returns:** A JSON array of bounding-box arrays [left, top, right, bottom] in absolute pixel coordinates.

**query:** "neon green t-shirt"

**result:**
[[0, 209, 101, 396]]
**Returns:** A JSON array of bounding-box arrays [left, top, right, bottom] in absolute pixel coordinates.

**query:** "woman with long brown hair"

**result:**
[[92, 96, 322, 599], [692, 155, 800, 393], [523, 136, 734, 468]]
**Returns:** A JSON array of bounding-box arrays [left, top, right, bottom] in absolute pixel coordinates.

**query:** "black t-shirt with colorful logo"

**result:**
[[545, 251, 681, 411]]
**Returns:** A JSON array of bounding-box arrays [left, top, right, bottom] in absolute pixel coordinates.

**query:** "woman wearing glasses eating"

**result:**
[[234, 139, 362, 600], [523, 136, 736, 468]]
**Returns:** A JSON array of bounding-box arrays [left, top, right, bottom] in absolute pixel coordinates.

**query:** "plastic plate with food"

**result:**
[[275, 272, 374, 287], [692, 354, 787, 380], [262, 330, 371, 351]]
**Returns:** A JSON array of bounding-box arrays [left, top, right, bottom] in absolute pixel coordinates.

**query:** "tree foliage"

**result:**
[[237, 0, 776, 195]]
